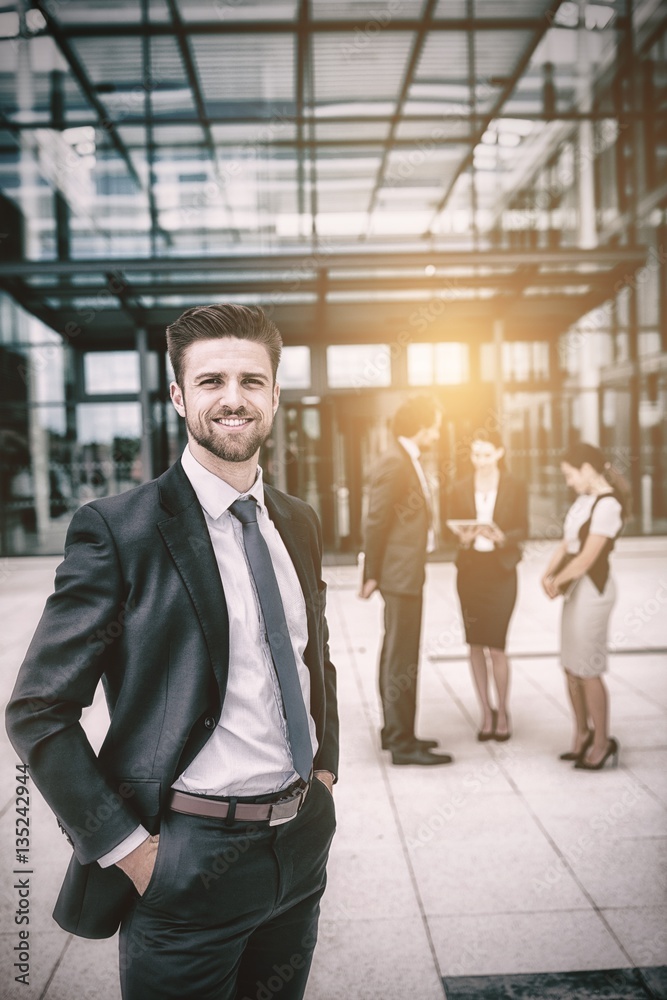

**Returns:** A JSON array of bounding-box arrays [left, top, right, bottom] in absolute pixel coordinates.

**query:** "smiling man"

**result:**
[[6, 304, 339, 1000]]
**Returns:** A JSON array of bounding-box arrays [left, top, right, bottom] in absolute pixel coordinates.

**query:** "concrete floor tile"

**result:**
[[393, 787, 538, 848], [411, 838, 591, 916], [324, 841, 421, 921], [624, 751, 667, 807], [43, 935, 120, 1000], [385, 749, 514, 806], [0, 930, 74, 1000], [522, 779, 666, 839], [305, 917, 444, 1000], [429, 910, 628, 976], [568, 837, 667, 909], [601, 907, 667, 968], [329, 780, 399, 847]]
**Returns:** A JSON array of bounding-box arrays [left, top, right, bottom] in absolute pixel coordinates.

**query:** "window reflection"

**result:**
[[84, 352, 141, 394], [327, 344, 391, 388]]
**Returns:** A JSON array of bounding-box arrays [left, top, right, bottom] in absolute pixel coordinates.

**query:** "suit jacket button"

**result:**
[[204, 716, 216, 730]]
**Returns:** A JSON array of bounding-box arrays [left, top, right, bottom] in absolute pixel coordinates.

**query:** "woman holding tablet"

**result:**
[[448, 431, 528, 742], [542, 443, 626, 770]]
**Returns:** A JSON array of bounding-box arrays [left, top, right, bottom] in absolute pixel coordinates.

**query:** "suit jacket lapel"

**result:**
[[396, 441, 425, 499], [493, 473, 509, 526], [157, 461, 230, 702]]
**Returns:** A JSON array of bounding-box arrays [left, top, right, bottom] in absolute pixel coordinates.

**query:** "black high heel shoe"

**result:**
[[574, 737, 620, 770], [477, 710, 497, 742], [494, 713, 512, 742], [559, 730, 594, 762]]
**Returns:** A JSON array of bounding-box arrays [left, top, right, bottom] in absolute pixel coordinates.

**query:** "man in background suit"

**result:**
[[6, 304, 339, 1000], [360, 395, 453, 766]]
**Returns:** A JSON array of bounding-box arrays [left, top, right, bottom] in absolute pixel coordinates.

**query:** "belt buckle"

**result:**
[[268, 789, 302, 827]]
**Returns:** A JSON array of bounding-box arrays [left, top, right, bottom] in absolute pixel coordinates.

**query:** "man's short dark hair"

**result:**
[[392, 395, 438, 438], [166, 304, 283, 386]]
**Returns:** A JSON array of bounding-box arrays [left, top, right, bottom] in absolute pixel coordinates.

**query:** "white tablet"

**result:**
[[445, 519, 493, 531]]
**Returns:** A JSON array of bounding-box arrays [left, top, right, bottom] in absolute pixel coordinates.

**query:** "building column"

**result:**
[[493, 318, 505, 440], [575, 0, 602, 446]]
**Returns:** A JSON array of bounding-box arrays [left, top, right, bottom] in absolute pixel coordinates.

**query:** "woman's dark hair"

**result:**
[[469, 428, 506, 469], [166, 303, 282, 386], [470, 429, 503, 449], [562, 442, 632, 517], [392, 395, 438, 438]]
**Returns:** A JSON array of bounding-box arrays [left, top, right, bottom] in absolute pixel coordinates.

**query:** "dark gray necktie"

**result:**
[[229, 497, 313, 782]]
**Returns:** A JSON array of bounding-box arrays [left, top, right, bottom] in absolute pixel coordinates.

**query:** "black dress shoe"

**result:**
[[381, 736, 439, 751], [391, 748, 454, 766]]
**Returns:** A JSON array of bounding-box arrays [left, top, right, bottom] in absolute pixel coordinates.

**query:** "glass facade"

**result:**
[[1, 2, 666, 553]]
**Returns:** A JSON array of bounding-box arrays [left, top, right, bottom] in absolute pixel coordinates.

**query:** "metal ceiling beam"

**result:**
[[426, 0, 564, 233], [142, 0, 161, 253], [295, 0, 307, 219], [102, 269, 147, 327], [362, 0, 439, 232], [637, 5, 667, 54], [33, 0, 142, 190], [5, 111, 659, 131], [26, 271, 625, 299], [0, 246, 647, 278], [47, 18, 557, 38], [466, 0, 479, 247], [0, 275, 67, 333], [304, 2, 319, 243]]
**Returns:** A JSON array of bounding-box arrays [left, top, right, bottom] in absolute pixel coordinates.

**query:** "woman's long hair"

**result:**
[[562, 442, 632, 518]]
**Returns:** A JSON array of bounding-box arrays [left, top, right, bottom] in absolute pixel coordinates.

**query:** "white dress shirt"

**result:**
[[98, 446, 318, 867], [473, 488, 497, 552], [397, 436, 436, 553]]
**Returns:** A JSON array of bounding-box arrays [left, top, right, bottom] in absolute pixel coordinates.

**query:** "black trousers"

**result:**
[[119, 779, 336, 1000], [378, 590, 423, 750]]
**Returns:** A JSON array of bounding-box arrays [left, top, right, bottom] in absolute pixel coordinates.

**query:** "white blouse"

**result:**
[[473, 488, 497, 552], [563, 493, 623, 554]]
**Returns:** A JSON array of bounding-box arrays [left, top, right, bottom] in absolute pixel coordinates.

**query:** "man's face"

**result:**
[[416, 411, 441, 451], [170, 337, 279, 464]]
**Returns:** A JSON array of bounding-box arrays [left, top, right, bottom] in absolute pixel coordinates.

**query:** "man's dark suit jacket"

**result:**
[[447, 472, 528, 571], [363, 440, 430, 596], [5, 460, 339, 940]]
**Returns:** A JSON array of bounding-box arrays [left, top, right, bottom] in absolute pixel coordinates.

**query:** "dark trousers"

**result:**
[[378, 590, 423, 750], [119, 779, 336, 1000]]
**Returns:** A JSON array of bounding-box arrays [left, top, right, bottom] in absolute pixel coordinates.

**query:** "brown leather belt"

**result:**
[[169, 781, 310, 827]]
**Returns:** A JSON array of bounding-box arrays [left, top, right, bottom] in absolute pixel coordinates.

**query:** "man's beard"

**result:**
[[185, 407, 273, 463]]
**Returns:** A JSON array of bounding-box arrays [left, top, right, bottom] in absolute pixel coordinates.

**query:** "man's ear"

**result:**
[[170, 382, 185, 418], [273, 381, 280, 415]]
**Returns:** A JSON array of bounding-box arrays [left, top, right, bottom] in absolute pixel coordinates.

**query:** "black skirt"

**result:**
[[456, 550, 518, 651]]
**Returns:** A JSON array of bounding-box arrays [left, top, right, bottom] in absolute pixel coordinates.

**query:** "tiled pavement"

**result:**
[[0, 539, 665, 1000]]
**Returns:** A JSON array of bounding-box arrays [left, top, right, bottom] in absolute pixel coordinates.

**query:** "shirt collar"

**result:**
[[181, 445, 265, 520], [397, 436, 420, 461]]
